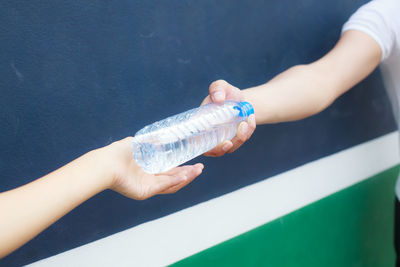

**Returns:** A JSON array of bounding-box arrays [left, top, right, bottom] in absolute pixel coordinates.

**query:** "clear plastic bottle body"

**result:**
[[132, 101, 254, 174]]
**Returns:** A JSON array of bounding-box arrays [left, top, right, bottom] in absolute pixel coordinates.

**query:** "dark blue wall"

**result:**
[[0, 0, 395, 265]]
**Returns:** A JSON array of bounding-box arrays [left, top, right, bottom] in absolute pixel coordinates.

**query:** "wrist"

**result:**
[[242, 85, 277, 125], [98, 137, 134, 190], [241, 88, 259, 123], [82, 148, 115, 191]]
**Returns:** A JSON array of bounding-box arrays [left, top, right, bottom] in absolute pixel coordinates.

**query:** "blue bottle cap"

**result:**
[[236, 101, 254, 117]]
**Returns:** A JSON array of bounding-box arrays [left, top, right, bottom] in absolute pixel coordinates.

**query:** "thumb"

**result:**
[[209, 80, 228, 103]]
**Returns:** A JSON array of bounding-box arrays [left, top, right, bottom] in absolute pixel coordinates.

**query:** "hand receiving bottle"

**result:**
[[132, 100, 254, 174]]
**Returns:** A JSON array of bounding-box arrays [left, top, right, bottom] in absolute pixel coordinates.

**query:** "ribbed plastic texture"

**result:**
[[132, 101, 254, 173]]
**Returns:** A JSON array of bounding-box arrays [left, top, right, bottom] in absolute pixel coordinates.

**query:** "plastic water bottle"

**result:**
[[132, 101, 254, 174]]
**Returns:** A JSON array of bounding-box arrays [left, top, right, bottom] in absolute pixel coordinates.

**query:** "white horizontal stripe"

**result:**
[[30, 131, 400, 267]]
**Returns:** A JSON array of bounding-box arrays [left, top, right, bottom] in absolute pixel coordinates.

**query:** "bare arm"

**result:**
[[0, 137, 203, 258], [203, 30, 382, 155], [244, 30, 382, 124]]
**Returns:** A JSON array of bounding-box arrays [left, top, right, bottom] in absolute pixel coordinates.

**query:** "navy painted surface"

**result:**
[[0, 0, 395, 265]]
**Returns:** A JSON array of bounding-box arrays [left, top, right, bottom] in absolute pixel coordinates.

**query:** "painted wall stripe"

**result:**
[[29, 131, 400, 267]]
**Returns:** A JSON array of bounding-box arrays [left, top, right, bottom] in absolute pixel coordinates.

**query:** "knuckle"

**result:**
[[136, 194, 146, 201], [215, 152, 225, 157], [238, 134, 247, 143], [214, 79, 227, 85], [211, 80, 226, 89], [227, 147, 238, 154], [249, 123, 256, 131]]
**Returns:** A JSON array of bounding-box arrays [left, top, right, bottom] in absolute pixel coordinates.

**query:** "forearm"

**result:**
[[0, 147, 115, 258], [242, 30, 381, 125], [0, 136, 202, 258], [243, 64, 337, 124]]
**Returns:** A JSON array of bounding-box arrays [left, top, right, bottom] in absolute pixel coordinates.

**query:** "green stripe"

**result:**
[[172, 165, 399, 267]]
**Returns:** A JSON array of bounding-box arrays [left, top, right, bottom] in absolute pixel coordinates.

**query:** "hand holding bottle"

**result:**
[[201, 80, 256, 157]]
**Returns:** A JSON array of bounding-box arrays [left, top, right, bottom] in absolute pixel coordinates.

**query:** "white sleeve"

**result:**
[[342, 0, 399, 62]]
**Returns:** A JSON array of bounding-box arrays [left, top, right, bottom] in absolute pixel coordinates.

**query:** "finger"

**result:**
[[209, 80, 228, 103], [160, 164, 202, 194], [242, 114, 256, 142], [156, 163, 203, 193], [210, 80, 243, 102], [203, 140, 233, 157], [203, 115, 255, 157], [247, 114, 257, 137], [226, 122, 249, 153], [159, 164, 199, 176], [148, 174, 187, 197], [161, 164, 203, 194], [170, 163, 203, 180], [225, 115, 256, 155]]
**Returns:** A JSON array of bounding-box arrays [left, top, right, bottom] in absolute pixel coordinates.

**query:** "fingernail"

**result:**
[[213, 91, 225, 101], [249, 114, 255, 122], [222, 142, 231, 152]]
